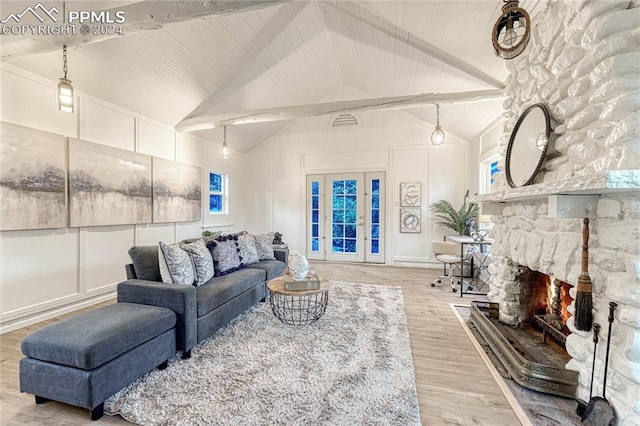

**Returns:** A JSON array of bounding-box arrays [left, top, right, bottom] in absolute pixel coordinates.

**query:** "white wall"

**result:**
[[0, 65, 245, 333], [245, 86, 471, 266]]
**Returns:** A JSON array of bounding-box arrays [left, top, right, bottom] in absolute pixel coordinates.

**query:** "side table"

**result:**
[[267, 276, 329, 326]]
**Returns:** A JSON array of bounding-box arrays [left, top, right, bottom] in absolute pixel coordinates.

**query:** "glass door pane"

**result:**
[[325, 174, 364, 262], [365, 172, 385, 263], [306, 175, 324, 260]]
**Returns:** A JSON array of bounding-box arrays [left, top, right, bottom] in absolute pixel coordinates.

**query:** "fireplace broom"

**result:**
[[575, 218, 593, 331]]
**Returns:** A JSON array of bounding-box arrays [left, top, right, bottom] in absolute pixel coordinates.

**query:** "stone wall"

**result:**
[[487, 0, 640, 422]]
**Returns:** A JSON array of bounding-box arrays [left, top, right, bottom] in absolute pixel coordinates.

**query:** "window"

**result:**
[[490, 160, 499, 185], [209, 172, 226, 214], [479, 153, 501, 195]]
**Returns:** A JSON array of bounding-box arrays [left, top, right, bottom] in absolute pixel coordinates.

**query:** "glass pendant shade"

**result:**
[[57, 46, 74, 113], [57, 78, 74, 113], [431, 126, 445, 146], [221, 126, 229, 159], [430, 103, 445, 145], [222, 141, 229, 159]]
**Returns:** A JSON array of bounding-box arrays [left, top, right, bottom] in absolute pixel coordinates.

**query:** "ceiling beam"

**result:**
[[175, 89, 505, 132], [1, 0, 290, 60]]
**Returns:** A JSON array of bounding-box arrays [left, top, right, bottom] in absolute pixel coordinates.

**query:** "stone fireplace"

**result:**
[[471, 1, 640, 423]]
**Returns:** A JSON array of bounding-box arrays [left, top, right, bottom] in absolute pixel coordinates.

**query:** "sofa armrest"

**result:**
[[124, 264, 137, 279], [117, 279, 197, 353], [273, 248, 289, 265]]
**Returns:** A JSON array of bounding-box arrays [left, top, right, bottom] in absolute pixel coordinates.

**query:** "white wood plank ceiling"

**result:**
[[1, 0, 545, 152]]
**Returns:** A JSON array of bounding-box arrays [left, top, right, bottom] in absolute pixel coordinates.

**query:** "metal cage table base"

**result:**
[[269, 290, 329, 326]]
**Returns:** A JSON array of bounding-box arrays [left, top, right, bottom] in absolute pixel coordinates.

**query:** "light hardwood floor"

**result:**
[[0, 263, 521, 425]]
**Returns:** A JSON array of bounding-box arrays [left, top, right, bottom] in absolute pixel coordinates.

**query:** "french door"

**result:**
[[306, 172, 385, 263]]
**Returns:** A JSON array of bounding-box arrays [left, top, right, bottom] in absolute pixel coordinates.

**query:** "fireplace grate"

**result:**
[[532, 314, 569, 346]]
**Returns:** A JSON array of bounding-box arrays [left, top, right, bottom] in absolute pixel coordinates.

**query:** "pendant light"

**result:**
[[431, 103, 445, 146], [492, 0, 531, 60], [221, 126, 229, 159], [57, 45, 74, 113]]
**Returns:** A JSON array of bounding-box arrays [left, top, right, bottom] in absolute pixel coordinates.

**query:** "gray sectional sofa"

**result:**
[[20, 237, 287, 420], [118, 244, 287, 358]]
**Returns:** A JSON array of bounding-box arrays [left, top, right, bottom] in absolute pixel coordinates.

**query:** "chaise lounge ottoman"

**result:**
[[20, 302, 176, 420]]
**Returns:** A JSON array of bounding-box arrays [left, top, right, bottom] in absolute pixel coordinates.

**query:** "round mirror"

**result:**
[[505, 103, 551, 187]]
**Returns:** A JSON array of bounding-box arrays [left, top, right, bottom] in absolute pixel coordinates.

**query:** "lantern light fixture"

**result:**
[[57, 45, 74, 113], [431, 103, 445, 146], [221, 126, 229, 159], [492, 0, 531, 60]]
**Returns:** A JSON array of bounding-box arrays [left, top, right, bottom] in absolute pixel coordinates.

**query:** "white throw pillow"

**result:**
[[181, 239, 214, 286], [238, 234, 260, 265], [253, 233, 275, 261], [158, 241, 195, 285]]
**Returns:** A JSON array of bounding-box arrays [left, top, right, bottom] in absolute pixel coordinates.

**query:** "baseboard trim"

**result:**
[[392, 256, 440, 268], [0, 292, 116, 334]]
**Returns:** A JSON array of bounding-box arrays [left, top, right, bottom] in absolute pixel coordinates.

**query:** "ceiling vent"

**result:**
[[330, 113, 360, 129]]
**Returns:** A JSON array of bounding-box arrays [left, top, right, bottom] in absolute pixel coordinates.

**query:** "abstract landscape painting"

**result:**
[[153, 157, 202, 223], [68, 138, 152, 227], [0, 122, 67, 231]]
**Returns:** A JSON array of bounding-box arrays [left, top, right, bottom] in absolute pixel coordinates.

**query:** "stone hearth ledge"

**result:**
[[470, 170, 640, 204]]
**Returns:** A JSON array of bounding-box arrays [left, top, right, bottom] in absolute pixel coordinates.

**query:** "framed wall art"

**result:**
[[400, 182, 421, 207], [0, 122, 67, 231], [68, 138, 152, 227], [153, 157, 202, 223], [400, 208, 421, 233]]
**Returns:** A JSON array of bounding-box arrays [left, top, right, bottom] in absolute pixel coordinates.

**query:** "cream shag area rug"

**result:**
[[105, 282, 421, 425]]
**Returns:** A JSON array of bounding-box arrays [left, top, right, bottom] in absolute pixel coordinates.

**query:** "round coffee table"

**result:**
[[267, 276, 330, 326]]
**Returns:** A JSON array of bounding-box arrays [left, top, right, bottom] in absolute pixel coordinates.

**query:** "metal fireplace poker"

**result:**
[[581, 302, 618, 425]]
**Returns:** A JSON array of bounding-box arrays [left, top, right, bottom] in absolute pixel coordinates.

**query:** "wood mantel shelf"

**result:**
[[470, 170, 640, 204]]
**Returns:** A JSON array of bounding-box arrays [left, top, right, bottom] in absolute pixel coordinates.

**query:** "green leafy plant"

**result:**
[[202, 230, 212, 237], [429, 190, 479, 235]]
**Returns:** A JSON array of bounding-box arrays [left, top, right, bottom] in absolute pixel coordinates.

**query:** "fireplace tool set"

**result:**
[[579, 301, 618, 425]]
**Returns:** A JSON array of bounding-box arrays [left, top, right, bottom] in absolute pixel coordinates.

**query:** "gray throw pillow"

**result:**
[[207, 237, 242, 276], [254, 233, 275, 260], [181, 239, 214, 286], [128, 246, 161, 281], [238, 234, 259, 265], [158, 241, 195, 285]]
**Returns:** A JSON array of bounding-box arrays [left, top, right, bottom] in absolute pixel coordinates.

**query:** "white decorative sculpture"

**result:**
[[288, 254, 309, 281]]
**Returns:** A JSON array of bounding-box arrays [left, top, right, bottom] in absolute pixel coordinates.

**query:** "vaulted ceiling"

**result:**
[[1, 0, 544, 153]]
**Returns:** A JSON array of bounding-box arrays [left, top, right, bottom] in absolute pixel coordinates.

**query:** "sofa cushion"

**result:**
[[128, 246, 161, 282], [246, 259, 286, 281], [196, 268, 266, 316], [238, 234, 259, 265], [21, 303, 176, 370], [254, 233, 275, 260], [181, 239, 214, 286], [207, 237, 241, 276], [159, 241, 195, 285]]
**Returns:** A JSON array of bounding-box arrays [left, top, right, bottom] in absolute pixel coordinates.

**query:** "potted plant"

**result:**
[[429, 190, 479, 235]]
